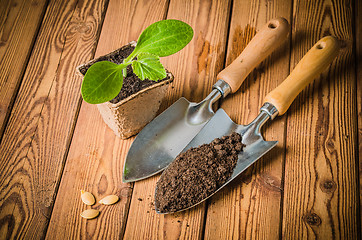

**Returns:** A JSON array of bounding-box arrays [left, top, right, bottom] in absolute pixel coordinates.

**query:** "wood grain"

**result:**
[[0, 0, 48, 136], [203, 0, 292, 239], [123, 0, 232, 239], [355, 0, 362, 233], [0, 0, 359, 239], [0, 0, 108, 238], [281, 0, 359, 239], [45, 0, 170, 239]]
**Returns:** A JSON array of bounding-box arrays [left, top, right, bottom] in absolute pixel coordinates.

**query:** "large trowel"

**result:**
[[123, 18, 290, 182], [155, 36, 339, 213]]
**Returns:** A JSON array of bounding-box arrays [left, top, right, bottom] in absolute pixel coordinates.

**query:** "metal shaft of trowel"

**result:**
[[243, 103, 279, 138], [188, 80, 232, 125], [199, 79, 231, 112]]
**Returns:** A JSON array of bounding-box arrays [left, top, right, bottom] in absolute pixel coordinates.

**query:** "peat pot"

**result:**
[[77, 41, 174, 139]]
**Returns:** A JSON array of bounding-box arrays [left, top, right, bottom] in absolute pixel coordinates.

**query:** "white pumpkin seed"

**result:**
[[99, 195, 119, 205], [81, 190, 95, 205], [80, 209, 99, 219]]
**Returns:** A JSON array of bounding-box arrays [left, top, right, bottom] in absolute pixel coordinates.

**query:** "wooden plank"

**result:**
[[281, 0, 358, 239], [0, 0, 48, 136], [45, 0, 170, 239], [122, 0, 232, 239], [203, 0, 292, 239], [356, 0, 362, 233], [0, 0, 108, 238]]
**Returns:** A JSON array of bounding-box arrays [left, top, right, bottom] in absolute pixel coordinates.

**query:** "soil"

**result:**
[[155, 132, 245, 213], [78, 45, 170, 104]]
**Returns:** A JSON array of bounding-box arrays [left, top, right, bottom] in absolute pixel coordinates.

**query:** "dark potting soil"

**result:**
[[155, 132, 245, 213], [78, 45, 169, 104]]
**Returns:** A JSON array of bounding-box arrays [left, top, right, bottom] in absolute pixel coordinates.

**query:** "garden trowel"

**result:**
[[123, 17, 290, 182], [155, 36, 340, 213]]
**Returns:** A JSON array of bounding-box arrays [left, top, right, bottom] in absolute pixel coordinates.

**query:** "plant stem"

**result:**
[[122, 48, 138, 77], [124, 49, 138, 64], [118, 61, 133, 78], [117, 62, 130, 69]]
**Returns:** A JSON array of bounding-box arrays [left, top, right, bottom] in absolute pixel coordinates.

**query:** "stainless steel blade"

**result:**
[[123, 80, 231, 182], [155, 104, 278, 214]]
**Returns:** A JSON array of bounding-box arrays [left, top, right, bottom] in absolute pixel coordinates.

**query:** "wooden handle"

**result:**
[[263, 36, 340, 115], [217, 17, 290, 93]]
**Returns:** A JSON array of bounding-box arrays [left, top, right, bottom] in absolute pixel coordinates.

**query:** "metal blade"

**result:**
[[181, 109, 278, 181], [123, 80, 230, 182], [123, 96, 215, 182], [181, 109, 243, 151], [230, 140, 278, 179], [155, 140, 277, 214], [155, 108, 278, 214]]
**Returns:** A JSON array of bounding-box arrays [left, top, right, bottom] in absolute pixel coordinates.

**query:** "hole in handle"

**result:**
[[268, 21, 279, 29], [316, 42, 326, 49]]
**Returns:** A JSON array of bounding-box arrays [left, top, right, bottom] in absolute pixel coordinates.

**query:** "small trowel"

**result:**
[[123, 17, 290, 182], [155, 36, 340, 213]]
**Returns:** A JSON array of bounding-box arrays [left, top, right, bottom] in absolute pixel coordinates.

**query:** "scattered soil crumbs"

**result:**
[[155, 132, 244, 213], [78, 45, 169, 104]]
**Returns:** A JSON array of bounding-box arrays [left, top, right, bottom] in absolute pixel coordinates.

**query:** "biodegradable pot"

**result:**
[[77, 41, 174, 139]]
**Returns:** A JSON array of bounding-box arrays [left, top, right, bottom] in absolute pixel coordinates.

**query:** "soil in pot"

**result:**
[[78, 45, 169, 104], [155, 132, 245, 213]]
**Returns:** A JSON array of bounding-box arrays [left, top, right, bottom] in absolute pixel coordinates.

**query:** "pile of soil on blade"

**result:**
[[155, 132, 245, 213], [78, 45, 169, 104]]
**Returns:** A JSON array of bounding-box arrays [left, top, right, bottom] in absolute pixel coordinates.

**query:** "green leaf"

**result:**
[[81, 61, 124, 104], [132, 53, 167, 80], [81, 20, 194, 104], [132, 19, 193, 58]]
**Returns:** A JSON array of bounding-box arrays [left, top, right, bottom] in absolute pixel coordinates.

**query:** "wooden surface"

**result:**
[[0, 0, 360, 239], [283, 1, 358, 238], [0, 0, 48, 136]]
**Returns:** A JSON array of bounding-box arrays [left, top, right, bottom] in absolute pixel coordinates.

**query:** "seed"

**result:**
[[99, 195, 119, 205], [80, 209, 99, 219], [81, 190, 96, 205]]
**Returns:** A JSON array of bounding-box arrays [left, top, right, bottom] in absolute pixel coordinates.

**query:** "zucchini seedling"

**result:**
[[81, 19, 193, 104]]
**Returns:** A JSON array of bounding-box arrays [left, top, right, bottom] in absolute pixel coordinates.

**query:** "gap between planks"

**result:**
[[0, 0, 109, 238], [353, 0, 362, 238], [0, 0, 50, 140], [42, 0, 112, 234], [45, 0, 171, 239], [122, 0, 232, 239]]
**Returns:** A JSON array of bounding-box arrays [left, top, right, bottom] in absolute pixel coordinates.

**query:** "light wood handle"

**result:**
[[217, 17, 290, 93], [264, 36, 340, 115]]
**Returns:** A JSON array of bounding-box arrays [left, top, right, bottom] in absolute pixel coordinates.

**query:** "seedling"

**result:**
[[81, 19, 193, 104]]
